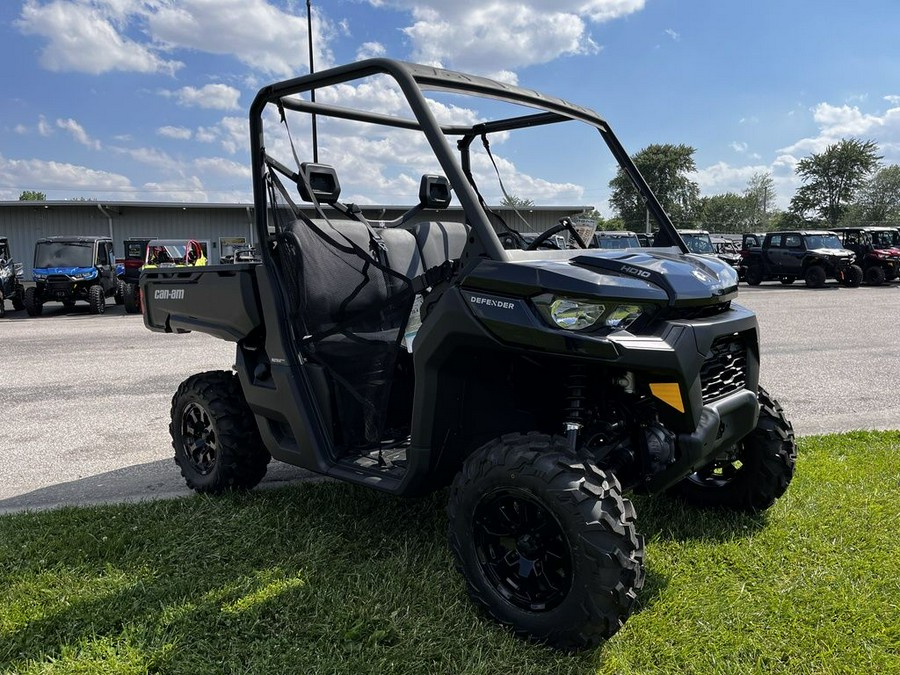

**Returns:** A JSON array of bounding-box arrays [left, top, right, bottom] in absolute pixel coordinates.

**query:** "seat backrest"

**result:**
[[379, 227, 424, 282], [288, 218, 390, 332], [411, 221, 468, 270]]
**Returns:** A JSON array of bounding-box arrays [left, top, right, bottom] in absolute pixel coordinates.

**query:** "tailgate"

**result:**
[[141, 264, 262, 342]]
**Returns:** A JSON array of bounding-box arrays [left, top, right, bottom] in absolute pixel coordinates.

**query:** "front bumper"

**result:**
[[643, 388, 760, 492]]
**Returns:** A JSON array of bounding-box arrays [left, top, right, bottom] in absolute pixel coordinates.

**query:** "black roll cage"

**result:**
[[249, 58, 688, 262]]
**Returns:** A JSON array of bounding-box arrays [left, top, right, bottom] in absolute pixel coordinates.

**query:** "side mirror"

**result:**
[[419, 175, 451, 209]]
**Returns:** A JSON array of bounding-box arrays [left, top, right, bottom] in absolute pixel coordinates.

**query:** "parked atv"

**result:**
[[118, 237, 155, 314], [0, 236, 25, 318], [26, 236, 119, 315], [832, 226, 900, 285], [143, 239, 207, 269], [141, 59, 795, 650]]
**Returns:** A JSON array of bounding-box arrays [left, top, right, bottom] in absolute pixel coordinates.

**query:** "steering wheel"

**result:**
[[525, 217, 590, 251]]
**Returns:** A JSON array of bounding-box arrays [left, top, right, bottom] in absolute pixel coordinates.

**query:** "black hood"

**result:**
[[460, 248, 739, 307]]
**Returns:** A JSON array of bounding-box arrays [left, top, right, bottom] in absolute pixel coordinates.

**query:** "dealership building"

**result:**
[[0, 200, 590, 276]]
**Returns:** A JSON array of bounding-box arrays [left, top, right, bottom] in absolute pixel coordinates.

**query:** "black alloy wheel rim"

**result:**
[[472, 488, 572, 612], [181, 402, 218, 475]]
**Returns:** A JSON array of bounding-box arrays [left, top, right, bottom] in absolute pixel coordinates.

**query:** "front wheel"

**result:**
[[88, 284, 106, 314], [840, 264, 863, 287], [673, 387, 796, 512], [114, 279, 125, 305], [447, 433, 645, 650], [170, 370, 271, 494], [745, 265, 763, 286], [11, 284, 25, 311], [864, 265, 886, 286], [804, 265, 826, 288], [23, 286, 42, 316]]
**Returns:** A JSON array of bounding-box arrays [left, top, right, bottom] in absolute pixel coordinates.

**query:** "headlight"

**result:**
[[533, 294, 651, 332], [34, 273, 46, 280], [548, 298, 605, 330], [605, 304, 644, 330]]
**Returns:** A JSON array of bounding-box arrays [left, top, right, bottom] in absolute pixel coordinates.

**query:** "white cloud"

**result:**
[[161, 84, 242, 111], [193, 157, 252, 180], [158, 126, 193, 140], [730, 141, 748, 153], [38, 116, 54, 137], [884, 95, 900, 106], [148, 0, 335, 77], [14, 124, 29, 135], [110, 146, 180, 172], [778, 100, 900, 163], [57, 118, 101, 150], [367, 0, 644, 74], [140, 176, 210, 202], [0, 152, 134, 199], [356, 42, 386, 61], [16, 0, 182, 75], [665, 28, 680, 41]]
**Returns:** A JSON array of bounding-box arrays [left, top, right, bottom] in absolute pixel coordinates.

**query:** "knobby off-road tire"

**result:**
[[114, 279, 125, 305], [864, 265, 886, 286], [170, 370, 271, 494], [447, 433, 645, 651], [841, 264, 863, 287], [674, 387, 796, 513], [11, 284, 25, 311], [804, 265, 826, 288], [88, 284, 106, 314], [745, 265, 763, 286], [123, 282, 141, 314], [23, 286, 42, 316], [0, 290, 5, 318]]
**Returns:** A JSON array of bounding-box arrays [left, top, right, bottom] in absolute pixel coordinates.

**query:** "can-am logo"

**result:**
[[620, 265, 651, 278], [469, 295, 515, 310], [154, 289, 185, 300]]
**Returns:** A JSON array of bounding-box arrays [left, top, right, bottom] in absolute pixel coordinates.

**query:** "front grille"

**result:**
[[46, 275, 73, 292], [700, 334, 747, 403], [665, 301, 731, 321]]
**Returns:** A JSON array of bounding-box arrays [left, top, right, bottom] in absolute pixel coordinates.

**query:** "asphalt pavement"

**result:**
[[2, 281, 899, 514]]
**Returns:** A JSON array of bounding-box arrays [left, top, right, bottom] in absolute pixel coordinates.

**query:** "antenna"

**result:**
[[306, 0, 319, 163]]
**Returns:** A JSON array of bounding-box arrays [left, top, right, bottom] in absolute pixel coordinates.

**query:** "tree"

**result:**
[[19, 190, 46, 201], [697, 192, 752, 233], [788, 138, 881, 226], [744, 172, 776, 229], [608, 144, 700, 230], [500, 194, 534, 208], [851, 165, 900, 224]]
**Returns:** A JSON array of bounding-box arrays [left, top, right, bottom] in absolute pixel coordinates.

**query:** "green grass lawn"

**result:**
[[1, 431, 899, 674]]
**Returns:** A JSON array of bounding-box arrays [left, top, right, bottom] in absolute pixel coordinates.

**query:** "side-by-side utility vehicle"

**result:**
[[742, 230, 862, 288], [0, 236, 25, 317], [141, 59, 796, 650], [26, 235, 120, 315], [118, 237, 155, 313]]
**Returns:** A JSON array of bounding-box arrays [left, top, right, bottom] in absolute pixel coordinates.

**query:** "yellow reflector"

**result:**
[[649, 383, 684, 413]]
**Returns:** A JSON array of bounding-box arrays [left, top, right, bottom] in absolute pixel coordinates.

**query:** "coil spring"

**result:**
[[564, 366, 587, 428]]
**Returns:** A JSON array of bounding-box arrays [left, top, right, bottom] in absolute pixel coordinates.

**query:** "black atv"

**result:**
[[0, 236, 26, 318], [141, 59, 796, 650], [26, 235, 120, 316]]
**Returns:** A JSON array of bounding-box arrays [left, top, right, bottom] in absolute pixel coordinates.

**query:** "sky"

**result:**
[[2, 0, 900, 215]]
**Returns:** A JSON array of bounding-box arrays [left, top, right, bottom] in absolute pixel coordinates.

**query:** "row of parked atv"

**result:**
[[737, 226, 900, 288], [0, 235, 213, 317]]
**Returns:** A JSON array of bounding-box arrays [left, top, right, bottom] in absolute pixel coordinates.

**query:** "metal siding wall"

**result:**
[[1, 203, 582, 277]]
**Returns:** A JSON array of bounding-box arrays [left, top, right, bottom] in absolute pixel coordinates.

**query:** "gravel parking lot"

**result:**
[[2, 282, 899, 513]]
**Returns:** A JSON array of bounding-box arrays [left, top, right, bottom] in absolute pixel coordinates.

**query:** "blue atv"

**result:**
[[25, 235, 122, 316], [0, 236, 26, 318]]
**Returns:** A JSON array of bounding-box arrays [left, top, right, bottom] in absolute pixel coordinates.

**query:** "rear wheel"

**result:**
[[23, 286, 42, 316], [804, 265, 826, 288], [864, 265, 885, 286], [0, 290, 5, 318], [171, 370, 271, 493], [447, 433, 644, 650], [673, 387, 796, 512], [88, 284, 106, 314], [123, 282, 141, 314], [114, 279, 125, 305]]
